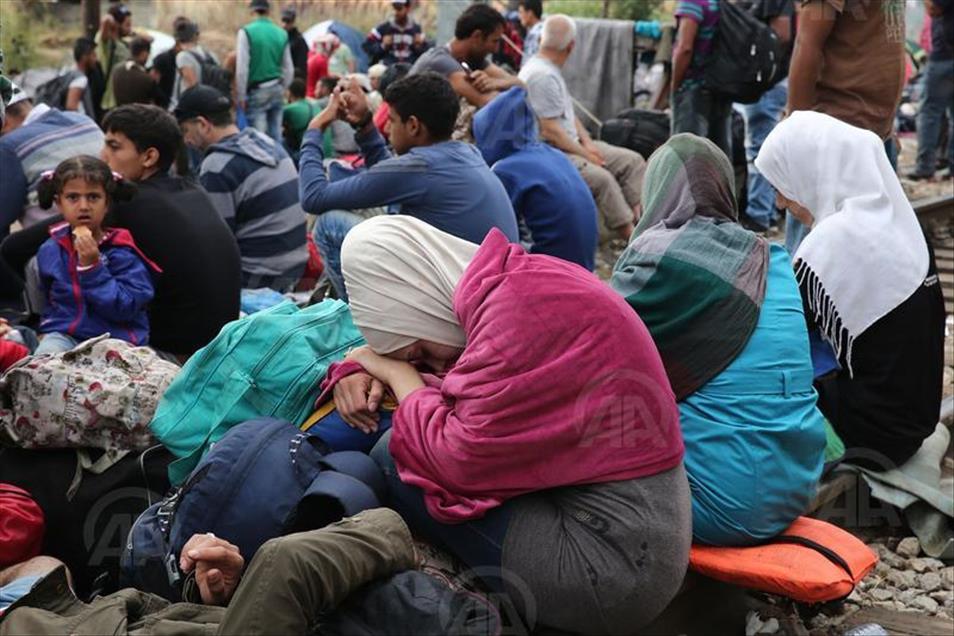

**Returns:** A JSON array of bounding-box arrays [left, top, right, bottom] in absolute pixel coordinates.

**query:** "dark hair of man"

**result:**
[[102, 104, 183, 173], [518, 0, 543, 19], [319, 76, 340, 93], [73, 37, 96, 63], [378, 62, 411, 95], [130, 37, 152, 59], [454, 3, 506, 40], [289, 78, 306, 99], [108, 3, 131, 22], [383, 72, 459, 141]]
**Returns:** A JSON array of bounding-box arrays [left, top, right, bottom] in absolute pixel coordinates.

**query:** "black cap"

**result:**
[[174, 85, 232, 122], [174, 19, 199, 43], [281, 6, 296, 22], [249, 0, 270, 12]]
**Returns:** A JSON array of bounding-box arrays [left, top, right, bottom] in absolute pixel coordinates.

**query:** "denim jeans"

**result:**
[[916, 58, 954, 175], [785, 136, 899, 257], [742, 79, 788, 229], [672, 83, 734, 160], [34, 332, 79, 356], [245, 82, 285, 145], [312, 210, 364, 301], [370, 431, 513, 586]]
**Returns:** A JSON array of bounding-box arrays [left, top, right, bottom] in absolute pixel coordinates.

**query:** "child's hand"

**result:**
[[74, 233, 100, 267]]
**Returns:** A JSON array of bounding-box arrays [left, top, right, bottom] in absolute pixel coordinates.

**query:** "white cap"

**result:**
[[6, 82, 29, 107]]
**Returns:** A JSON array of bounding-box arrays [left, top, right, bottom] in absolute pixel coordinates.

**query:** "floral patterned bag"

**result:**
[[0, 335, 179, 454]]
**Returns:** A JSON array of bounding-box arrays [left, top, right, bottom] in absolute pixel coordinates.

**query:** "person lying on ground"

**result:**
[[756, 111, 946, 471], [0, 508, 417, 634], [327, 214, 690, 635], [410, 3, 522, 108], [519, 14, 644, 241], [33, 156, 159, 356], [298, 72, 517, 300], [611, 133, 826, 546], [472, 87, 597, 270], [176, 85, 309, 292], [0, 105, 241, 362]]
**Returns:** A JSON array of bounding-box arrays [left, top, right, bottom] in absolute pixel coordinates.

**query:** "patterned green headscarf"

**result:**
[[611, 133, 769, 401]]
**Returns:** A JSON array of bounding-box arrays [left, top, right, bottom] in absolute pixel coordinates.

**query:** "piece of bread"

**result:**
[[72, 226, 93, 240]]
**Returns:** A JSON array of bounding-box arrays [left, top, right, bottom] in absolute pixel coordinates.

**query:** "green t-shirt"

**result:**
[[283, 98, 319, 151], [328, 44, 355, 77]]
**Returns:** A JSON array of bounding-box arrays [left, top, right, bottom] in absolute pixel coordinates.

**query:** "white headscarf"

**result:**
[[341, 215, 479, 354], [755, 111, 929, 373]]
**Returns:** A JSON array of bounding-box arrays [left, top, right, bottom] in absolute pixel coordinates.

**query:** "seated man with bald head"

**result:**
[[519, 14, 646, 240]]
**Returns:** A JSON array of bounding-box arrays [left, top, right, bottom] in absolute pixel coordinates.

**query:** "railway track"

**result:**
[[914, 194, 954, 317]]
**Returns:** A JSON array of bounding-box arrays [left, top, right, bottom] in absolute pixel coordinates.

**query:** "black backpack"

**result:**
[[704, 0, 782, 104], [600, 108, 671, 160], [34, 70, 82, 109], [186, 49, 233, 95]]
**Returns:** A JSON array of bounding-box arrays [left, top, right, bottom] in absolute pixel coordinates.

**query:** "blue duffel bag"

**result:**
[[121, 417, 385, 601]]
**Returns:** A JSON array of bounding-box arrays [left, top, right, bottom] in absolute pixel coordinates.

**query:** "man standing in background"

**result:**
[[236, 0, 295, 144], [364, 0, 429, 67], [909, 0, 953, 181], [518, 0, 544, 68], [740, 0, 794, 231], [281, 7, 310, 80]]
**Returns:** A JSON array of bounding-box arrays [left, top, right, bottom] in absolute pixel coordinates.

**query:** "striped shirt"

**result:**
[[198, 128, 308, 291]]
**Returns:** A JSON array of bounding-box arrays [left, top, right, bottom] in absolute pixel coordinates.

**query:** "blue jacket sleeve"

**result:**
[[298, 129, 429, 214], [0, 145, 29, 242], [78, 248, 155, 321]]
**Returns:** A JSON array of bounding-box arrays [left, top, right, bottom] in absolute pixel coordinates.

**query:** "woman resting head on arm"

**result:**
[[338, 214, 691, 635], [755, 111, 945, 469]]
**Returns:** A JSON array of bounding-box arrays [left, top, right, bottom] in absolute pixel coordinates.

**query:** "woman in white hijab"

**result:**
[[756, 111, 945, 469]]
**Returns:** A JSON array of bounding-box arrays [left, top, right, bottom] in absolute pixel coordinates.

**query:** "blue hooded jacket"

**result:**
[[37, 224, 159, 346], [473, 87, 598, 270]]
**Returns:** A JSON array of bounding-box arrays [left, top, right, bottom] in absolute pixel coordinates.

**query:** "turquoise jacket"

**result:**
[[680, 244, 826, 546]]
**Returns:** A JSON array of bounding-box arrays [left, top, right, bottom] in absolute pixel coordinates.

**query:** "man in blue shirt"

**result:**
[[473, 87, 597, 270], [298, 72, 517, 300]]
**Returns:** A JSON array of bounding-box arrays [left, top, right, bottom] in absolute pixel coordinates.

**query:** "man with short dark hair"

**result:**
[[170, 19, 219, 111], [98, 3, 152, 112], [364, 0, 429, 67], [236, 0, 295, 144], [1, 104, 240, 358], [112, 36, 158, 106], [283, 77, 319, 160], [176, 85, 308, 291], [518, 0, 544, 67], [410, 3, 522, 107], [298, 72, 517, 298], [281, 6, 309, 80], [65, 38, 98, 118]]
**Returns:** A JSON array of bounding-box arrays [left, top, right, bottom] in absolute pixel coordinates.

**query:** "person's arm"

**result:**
[[346, 346, 424, 402], [282, 45, 295, 89], [64, 87, 83, 111], [770, 14, 793, 47], [179, 533, 244, 606], [670, 16, 698, 94], [539, 117, 599, 162], [787, 0, 836, 114], [363, 26, 386, 62], [448, 70, 496, 107], [179, 53, 199, 91], [474, 62, 524, 91], [78, 248, 155, 321], [235, 29, 250, 106], [299, 131, 425, 214]]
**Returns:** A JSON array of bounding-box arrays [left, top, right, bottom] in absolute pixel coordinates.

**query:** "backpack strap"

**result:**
[[771, 534, 854, 580]]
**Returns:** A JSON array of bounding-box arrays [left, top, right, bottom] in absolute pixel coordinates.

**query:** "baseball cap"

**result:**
[[249, 0, 270, 12], [281, 6, 296, 22], [174, 19, 199, 43], [174, 85, 232, 122], [392, 0, 410, 6]]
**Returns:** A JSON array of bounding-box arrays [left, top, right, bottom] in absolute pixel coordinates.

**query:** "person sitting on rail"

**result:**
[[612, 133, 826, 546], [757, 111, 946, 471]]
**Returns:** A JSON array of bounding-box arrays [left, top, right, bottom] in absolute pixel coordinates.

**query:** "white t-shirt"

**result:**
[[68, 73, 90, 117], [518, 56, 578, 142]]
